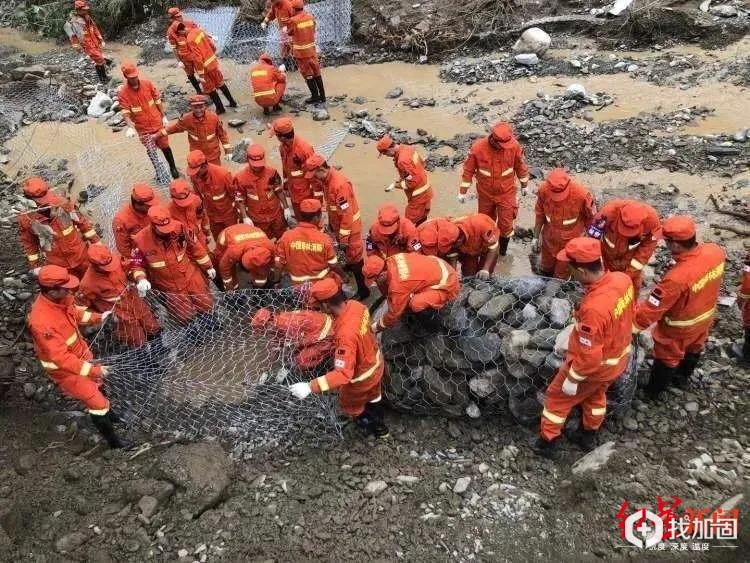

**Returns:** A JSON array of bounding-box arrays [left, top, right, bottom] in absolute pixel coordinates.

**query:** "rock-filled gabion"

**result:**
[[377, 276, 639, 423]]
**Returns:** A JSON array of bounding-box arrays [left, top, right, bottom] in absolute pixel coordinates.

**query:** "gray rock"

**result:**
[[231, 139, 250, 163], [422, 366, 452, 404], [22, 383, 35, 399], [465, 402, 481, 418], [364, 480, 388, 497], [386, 87, 403, 99], [11, 65, 46, 80], [396, 475, 420, 484], [521, 303, 539, 321], [685, 401, 699, 413], [468, 375, 496, 398], [710, 5, 738, 17], [549, 298, 572, 328], [565, 84, 586, 99], [423, 334, 451, 367], [732, 129, 747, 142], [13, 454, 34, 476], [440, 302, 471, 332], [572, 441, 616, 474], [544, 352, 563, 371], [530, 328, 558, 349], [227, 119, 246, 128], [508, 392, 541, 426], [511, 27, 551, 56], [622, 416, 639, 431], [453, 476, 471, 494], [312, 109, 330, 121], [477, 294, 515, 320], [509, 330, 531, 348], [515, 53, 540, 67], [56, 531, 90, 553], [520, 349, 548, 368], [467, 289, 491, 310], [459, 332, 502, 363]]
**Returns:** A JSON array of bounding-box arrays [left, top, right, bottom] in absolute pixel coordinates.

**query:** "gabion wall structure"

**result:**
[[376, 276, 640, 423]]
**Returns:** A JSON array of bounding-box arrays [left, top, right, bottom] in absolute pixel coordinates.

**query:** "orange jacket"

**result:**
[[118, 79, 165, 135], [563, 271, 634, 384], [190, 163, 238, 226], [596, 200, 661, 281], [275, 221, 338, 283], [379, 253, 459, 329], [112, 203, 153, 259], [250, 61, 286, 105], [130, 223, 212, 291], [19, 200, 99, 270], [216, 224, 274, 288], [67, 14, 102, 50], [165, 111, 230, 163], [168, 193, 210, 244], [739, 254, 750, 326], [29, 293, 103, 383], [185, 28, 220, 76], [288, 10, 317, 59], [320, 168, 361, 245], [233, 164, 284, 224], [280, 136, 318, 204], [265, 0, 294, 26], [534, 179, 596, 241], [453, 213, 500, 257], [392, 144, 433, 204], [77, 253, 152, 322], [460, 137, 529, 201], [167, 19, 198, 61], [310, 300, 383, 394], [634, 243, 725, 335], [367, 216, 419, 258]]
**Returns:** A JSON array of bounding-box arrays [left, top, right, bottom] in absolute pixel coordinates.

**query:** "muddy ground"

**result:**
[[1, 1, 750, 561]]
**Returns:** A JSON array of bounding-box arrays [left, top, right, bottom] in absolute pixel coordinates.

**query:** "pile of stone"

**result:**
[[378, 276, 638, 422]]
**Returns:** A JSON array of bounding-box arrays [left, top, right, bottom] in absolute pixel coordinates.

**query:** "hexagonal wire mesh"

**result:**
[[374, 275, 640, 424]]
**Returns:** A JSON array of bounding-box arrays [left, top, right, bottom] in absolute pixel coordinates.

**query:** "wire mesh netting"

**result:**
[[90, 285, 343, 450], [374, 275, 641, 424]]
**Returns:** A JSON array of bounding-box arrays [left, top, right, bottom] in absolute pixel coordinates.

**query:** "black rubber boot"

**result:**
[[732, 328, 750, 363], [90, 412, 130, 449], [219, 84, 238, 108], [161, 147, 180, 179], [187, 74, 202, 94], [313, 76, 326, 103], [533, 437, 561, 460], [273, 104, 282, 112], [95, 64, 108, 84], [304, 79, 319, 104], [645, 359, 678, 399], [677, 352, 702, 387], [356, 401, 389, 438], [567, 428, 598, 452], [209, 91, 226, 114], [349, 261, 371, 300], [263, 107, 271, 115], [499, 237, 511, 256]]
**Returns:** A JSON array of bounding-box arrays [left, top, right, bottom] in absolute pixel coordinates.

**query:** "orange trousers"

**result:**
[[338, 363, 383, 417], [83, 42, 104, 65], [294, 55, 321, 79], [201, 67, 225, 94], [540, 368, 613, 441], [540, 230, 578, 278], [56, 374, 110, 413], [410, 283, 458, 313], [478, 194, 517, 239], [404, 198, 430, 226], [652, 323, 711, 368]]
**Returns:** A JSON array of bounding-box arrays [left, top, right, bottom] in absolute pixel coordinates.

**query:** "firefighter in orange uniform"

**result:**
[[417, 214, 501, 279], [275, 199, 345, 286], [304, 154, 369, 299], [167, 179, 210, 247], [536, 238, 634, 459], [112, 184, 160, 259], [251, 306, 333, 370], [365, 253, 459, 330], [533, 168, 597, 279], [633, 216, 725, 397], [734, 252, 750, 363], [459, 122, 529, 258], [186, 150, 238, 241], [287, 0, 326, 104], [19, 177, 100, 279], [376, 135, 433, 225], [234, 144, 292, 240], [130, 206, 215, 322], [64, 1, 108, 83], [29, 265, 129, 448], [288, 278, 388, 437], [78, 245, 160, 348], [155, 95, 232, 165], [174, 23, 237, 113], [118, 62, 180, 179], [249, 53, 287, 114], [215, 223, 275, 290], [587, 199, 661, 289], [366, 204, 419, 259], [271, 118, 320, 220], [261, 0, 295, 64], [166, 7, 201, 94]]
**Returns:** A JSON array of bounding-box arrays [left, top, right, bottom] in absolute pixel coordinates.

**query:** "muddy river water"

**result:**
[[2, 31, 748, 275]]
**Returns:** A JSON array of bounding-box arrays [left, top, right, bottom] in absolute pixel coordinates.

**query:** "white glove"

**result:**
[[242, 217, 254, 226], [562, 377, 578, 396], [385, 182, 395, 192], [281, 26, 288, 34], [289, 381, 312, 399], [100, 365, 109, 377], [177, 61, 185, 69], [136, 278, 151, 297], [162, 115, 169, 126], [531, 238, 540, 253], [206, 268, 217, 280], [100, 41, 106, 48], [31, 267, 41, 277], [209, 34, 218, 41], [261, 21, 268, 30], [278, 64, 286, 73], [125, 127, 136, 138], [101, 310, 113, 322], [477, 269, 490, 281], [371, 321, 379, 333], [457, 193, 467, 204], [283, 208, 294, 222]]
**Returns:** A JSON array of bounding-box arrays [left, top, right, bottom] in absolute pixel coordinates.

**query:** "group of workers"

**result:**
[[66, 0, 325, 112], [22, 1, 746, 453]]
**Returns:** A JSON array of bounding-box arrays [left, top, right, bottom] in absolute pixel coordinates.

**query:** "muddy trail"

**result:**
[[1, 2, 750, 561]]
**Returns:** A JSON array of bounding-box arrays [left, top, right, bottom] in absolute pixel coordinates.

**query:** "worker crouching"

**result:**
[[250, 53, 286, 115]]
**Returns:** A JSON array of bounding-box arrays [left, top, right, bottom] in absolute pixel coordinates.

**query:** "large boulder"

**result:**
[[477, 294, 516, 320], [459, 332, 502, 363], [549, 298, 572, 328], [512, 27, 551, 56]]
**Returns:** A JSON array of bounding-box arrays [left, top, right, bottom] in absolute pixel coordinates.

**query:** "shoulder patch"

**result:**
[[578, 336, 592, 347], [579, 323, 593, 334]]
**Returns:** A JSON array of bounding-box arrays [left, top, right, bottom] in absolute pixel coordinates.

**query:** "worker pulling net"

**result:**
[[89, 285, 343, 451], [374, 275, 641, 424]]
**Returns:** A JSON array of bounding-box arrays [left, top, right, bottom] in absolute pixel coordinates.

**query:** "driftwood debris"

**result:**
[[708, 194, 750, 222]]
